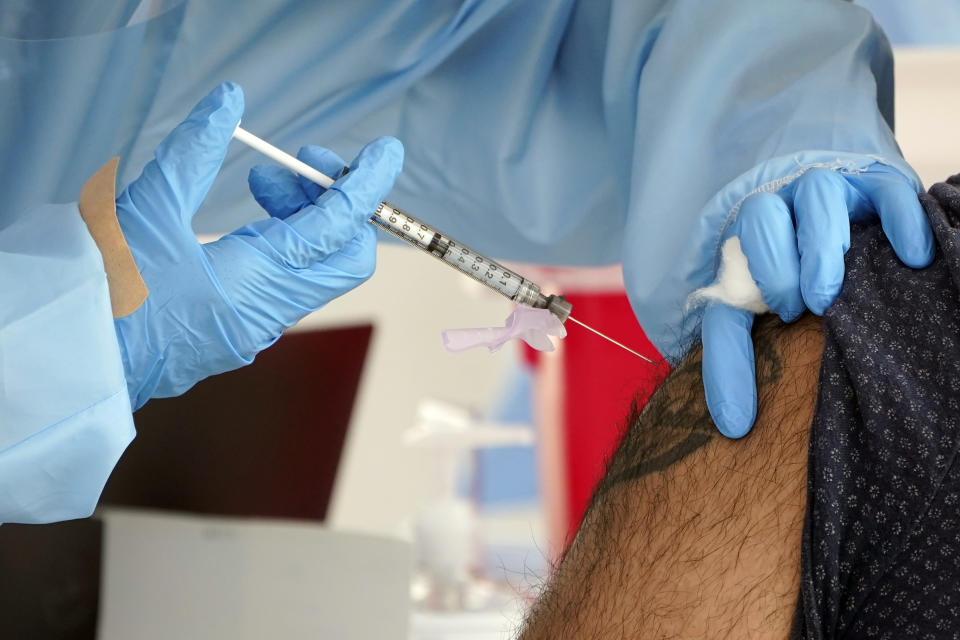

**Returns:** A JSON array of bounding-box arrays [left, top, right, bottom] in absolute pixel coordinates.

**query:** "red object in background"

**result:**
[[561, 293, 669, 532]]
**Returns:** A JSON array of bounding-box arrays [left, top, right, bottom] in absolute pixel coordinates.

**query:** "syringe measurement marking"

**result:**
[[373, 202, 522, 299], [446, 241, 517, 293]]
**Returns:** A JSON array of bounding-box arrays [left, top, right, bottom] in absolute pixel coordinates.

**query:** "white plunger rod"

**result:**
[[232, 125, 336, 189]]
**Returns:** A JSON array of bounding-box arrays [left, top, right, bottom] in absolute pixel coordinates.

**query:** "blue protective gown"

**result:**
[[0, 0, 917, 522]]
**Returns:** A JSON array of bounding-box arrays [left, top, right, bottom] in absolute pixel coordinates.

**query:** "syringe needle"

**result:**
[[567, 316, 656, 364]]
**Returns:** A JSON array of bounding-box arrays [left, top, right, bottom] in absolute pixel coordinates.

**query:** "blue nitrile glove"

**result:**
[[701, 164, 934, 438], [114, 82, 403, 409]]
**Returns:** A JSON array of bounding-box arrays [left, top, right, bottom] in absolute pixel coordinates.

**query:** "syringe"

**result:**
[[232, 126, 653, 363]]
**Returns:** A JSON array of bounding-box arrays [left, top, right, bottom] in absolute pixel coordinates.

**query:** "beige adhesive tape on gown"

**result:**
[[78, 158, 148, 318]]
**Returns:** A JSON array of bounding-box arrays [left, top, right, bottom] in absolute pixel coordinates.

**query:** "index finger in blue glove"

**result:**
[[248, 165, 307, 220], [132, 82, 244, 224], [847, 169, 934, 269], [702, 302, 757, 438], [296, 146, 349, 202], [737, 192, 804, 322], [792, 169, 852, 315], [284, 136, 403, 264], [248, 146, 349, 220]]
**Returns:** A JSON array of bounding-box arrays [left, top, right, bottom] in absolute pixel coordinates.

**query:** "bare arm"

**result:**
[[521, 314, 824, 639]]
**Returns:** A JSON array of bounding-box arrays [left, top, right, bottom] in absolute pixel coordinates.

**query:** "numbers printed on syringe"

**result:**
[[381, 205, 431, 250], [445, 240, 521, 298], [374, 201, 523, 300]]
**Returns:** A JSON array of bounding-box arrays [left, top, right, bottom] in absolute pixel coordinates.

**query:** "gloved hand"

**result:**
[[701, 164, 934, 438], [114, 82, 403, 408]]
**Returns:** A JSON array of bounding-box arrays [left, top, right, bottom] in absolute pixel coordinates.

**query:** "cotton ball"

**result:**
[[687, 237, 769, 313]]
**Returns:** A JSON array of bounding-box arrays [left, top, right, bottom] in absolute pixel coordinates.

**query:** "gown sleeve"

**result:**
[[611, 0, 918, 361], [0, 203, 135, 524]]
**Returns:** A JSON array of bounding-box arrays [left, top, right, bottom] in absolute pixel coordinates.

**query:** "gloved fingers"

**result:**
[[131, 82, 244, 224], [702, 303, 757, 439], [285, 226, 377, 312], [282, 136, 403, 267], [248, 165, 310, 220], [296, 146, 349, 202], [279, 226, 377, 314], [737, 193, 804, 322], [792, 169, 852, 315], [313, 224, 378, 281], [849, 170, 934, 268], [201, 224, 376, 349], [248, 146, 351, 220]]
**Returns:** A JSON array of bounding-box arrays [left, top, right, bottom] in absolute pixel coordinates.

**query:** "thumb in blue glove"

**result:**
[[115, 82, 403, 408], [701, 164, 934, 438]]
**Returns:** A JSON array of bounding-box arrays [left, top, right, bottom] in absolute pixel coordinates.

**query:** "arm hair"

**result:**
[[520, 313, 824, 639]]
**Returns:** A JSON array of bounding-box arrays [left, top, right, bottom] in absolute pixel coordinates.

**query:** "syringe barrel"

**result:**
[[371, 201, 544, 307], [230, 126, 573, 319]]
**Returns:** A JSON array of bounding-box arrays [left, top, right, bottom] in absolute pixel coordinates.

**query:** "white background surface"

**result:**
[[97, 509, 411, 640], [893, 48, 960, 188], [290, 242, 518, 537]]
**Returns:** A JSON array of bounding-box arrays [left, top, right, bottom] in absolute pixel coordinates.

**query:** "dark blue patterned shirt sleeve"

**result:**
[[795, 174, 960, 639]]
